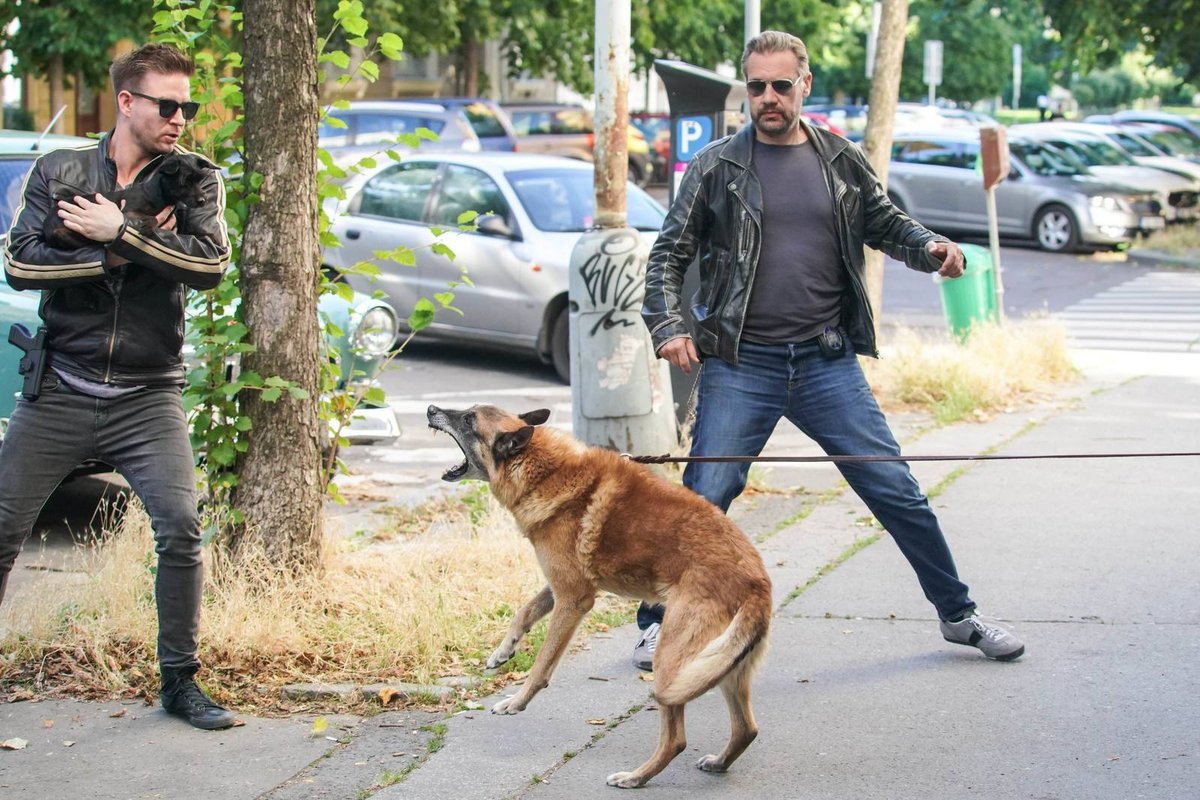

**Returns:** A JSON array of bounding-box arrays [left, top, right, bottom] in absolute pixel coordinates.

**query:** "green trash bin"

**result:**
[[933, 242, 998, 340]]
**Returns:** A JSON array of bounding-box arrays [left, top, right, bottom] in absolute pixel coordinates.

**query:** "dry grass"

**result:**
[[863, 318, 1077, 424], [1135, 224, 1200, 257], [1, 318, 1074, 711], [0, 493, 561, 712]]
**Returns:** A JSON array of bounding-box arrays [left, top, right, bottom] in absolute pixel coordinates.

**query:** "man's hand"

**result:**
[[926, 240, 965, 278], [658, 336, 700, 374], [57, 194, 125, 243], [155, 205, 177, 232]]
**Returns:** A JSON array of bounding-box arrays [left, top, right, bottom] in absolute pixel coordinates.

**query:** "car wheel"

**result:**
[[1034, 204, 1079, 252], [551, 309, 570, 384]]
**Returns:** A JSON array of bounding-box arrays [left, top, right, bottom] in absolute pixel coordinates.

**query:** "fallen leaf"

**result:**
[[109, 709, 127, 718], [43, 720, 54, 729], [0, 738, 28, 750], [378, 687, 402, 706], [63, 741, 75, 747], [639, 672, 655, 682], [586, 718, 607, 725], [310, 716, 329, 736], [593, 622, 610, 632], [391, 752, 406, 757]]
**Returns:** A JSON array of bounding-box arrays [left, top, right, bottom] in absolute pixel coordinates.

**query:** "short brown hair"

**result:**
[[110, 43, 194, 95], [741, 30, 810, 77]]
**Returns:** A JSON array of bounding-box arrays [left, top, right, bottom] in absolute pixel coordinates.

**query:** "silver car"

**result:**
[[318, 100, 482, 156], [1019, 121, 1200, 184], [1009, 124, 1200, 223], [887, 130, 1166, 252], [322, 153, 666, 382]]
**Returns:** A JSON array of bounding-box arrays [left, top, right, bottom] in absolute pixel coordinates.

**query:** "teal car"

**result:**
[[0, 130, 399, 445]]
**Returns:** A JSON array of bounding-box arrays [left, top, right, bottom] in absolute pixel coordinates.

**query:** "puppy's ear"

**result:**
[[519, 408, 551, 426], [493, 425, 535, 464], [191, 155, 220, 171], [158, 158, 181, 174]]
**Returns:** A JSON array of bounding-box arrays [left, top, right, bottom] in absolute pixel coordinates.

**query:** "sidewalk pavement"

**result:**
[[2, 348, 1198, 799]]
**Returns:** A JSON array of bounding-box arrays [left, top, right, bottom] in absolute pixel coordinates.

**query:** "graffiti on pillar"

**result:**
[[578, 229, 644, 336]]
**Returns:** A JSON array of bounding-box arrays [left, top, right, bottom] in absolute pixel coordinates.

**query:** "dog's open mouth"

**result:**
[[427, 404, 485, 483]]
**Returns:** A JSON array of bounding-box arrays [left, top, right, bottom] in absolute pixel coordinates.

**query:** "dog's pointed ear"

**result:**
[[493, 425, 535, 464], [193, 155, 220, 171], [519, 408, 551, 426], [158, 157, 181, 174]]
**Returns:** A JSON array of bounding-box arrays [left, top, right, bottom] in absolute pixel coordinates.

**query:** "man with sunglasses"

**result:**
[[1, 43, 233, 728], [636, 30, 1024, 670]]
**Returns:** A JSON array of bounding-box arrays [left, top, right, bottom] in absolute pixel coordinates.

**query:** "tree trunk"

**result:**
[[231, 0, 324, 567], [48, 54, 65, 134], [860, 0, 909, 341], [463, 36, 480, 98]]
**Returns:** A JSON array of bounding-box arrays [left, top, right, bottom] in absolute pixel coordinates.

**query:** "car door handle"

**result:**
[[346, 229, 361, 240]]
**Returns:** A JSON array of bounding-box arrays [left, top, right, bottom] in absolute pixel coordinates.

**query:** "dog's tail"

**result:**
[[654, 590, 771, 707]]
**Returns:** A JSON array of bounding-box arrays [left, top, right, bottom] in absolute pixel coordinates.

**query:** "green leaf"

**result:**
[[319, 50, 351, 69], [434, 291, 455, 308], [408, 297, 435, 331], [234, 416, 254, 432], [261, 387, 283, 403], [359, 60, 379, 81], [431, 242, 455, 260], [287, 386, 311, 400], [457, 209, 479, 225]]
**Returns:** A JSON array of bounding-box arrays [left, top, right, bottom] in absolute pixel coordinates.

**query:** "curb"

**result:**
[[1126, 247, 1200, 269]]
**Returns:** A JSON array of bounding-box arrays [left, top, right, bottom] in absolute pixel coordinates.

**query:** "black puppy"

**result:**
[[43, 152, 219, 250]]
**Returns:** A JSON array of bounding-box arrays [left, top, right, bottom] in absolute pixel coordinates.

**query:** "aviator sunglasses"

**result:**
[[745, 75, 805, 97], [128, 90, 200, 121]]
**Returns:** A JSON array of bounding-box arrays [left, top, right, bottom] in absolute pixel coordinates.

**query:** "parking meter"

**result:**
[[652, 59, 747, 422]]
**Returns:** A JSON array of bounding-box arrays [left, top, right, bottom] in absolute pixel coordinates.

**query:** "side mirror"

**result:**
[[477, 213, 520, 240]]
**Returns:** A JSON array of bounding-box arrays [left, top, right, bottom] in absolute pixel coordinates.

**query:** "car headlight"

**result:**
[[352, 306, 397, 358], [1088, 195, 1128, 212]]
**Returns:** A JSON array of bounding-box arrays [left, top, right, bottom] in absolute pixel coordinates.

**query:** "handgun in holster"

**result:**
[[8, 323, 48, 401]]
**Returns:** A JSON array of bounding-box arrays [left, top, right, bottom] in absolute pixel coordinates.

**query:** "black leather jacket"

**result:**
[[643, 121, 947, 362], [4, 131, 229, 385]]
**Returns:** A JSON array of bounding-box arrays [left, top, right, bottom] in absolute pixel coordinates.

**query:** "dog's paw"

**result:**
[[490, 695, 526, 715], [696, 754, 728, 773], [485, 644, 514, 670], [606, 771, 647, 788]]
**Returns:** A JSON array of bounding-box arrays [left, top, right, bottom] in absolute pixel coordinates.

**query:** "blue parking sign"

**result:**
[[674, 116, 713, 162]]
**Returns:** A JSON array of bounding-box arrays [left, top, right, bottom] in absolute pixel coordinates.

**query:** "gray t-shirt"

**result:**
[[742, 140, 846, 344]]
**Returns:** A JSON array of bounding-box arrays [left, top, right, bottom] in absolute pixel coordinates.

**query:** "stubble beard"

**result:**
[[752, 105, 798, 138]]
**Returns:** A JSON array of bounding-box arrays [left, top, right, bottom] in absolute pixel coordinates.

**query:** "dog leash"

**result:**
[[623, 451, 1200, 465]]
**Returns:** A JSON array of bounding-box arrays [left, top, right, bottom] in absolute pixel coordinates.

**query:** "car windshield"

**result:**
[[0, 158, 34, 231], [1138, 128, 1198, 157], [506, 168, 665, 232], [459, 103, 507, 138], [1010, 141, 1088, 177], [1108, 131, 1158, 157], [1075, 138, 1136, 166]]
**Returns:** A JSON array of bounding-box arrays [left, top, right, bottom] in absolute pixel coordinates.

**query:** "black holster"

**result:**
[[8, 323, 48, 400]]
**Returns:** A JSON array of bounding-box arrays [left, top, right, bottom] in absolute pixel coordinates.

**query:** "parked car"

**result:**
[[318, 100, 482, 156], [1120, 123, 1200, 163], [322, 152, 667, 383], [630, 111, 669, 183], [396, 97, 518, 152], [886, 129, 1165, 252], [1028, 121, 1200, 183], [1009, 124, 1200, 223], [0, 131, 400, 445], [502, 103, 655, 187], [1108, 110, 1200, 143]]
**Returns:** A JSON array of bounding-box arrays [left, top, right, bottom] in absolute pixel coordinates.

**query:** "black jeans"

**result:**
[[0, 374, 203, 670]]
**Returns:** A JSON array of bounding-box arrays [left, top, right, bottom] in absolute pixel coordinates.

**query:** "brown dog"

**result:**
[[427, 404, 772, 788]]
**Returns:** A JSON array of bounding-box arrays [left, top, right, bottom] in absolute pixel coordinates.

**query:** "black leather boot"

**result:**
[[160, 666, 236, 730]]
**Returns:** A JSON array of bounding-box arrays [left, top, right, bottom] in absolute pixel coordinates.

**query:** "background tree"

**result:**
[[232, 0, 324, 565], [0, 0, 147, 131]]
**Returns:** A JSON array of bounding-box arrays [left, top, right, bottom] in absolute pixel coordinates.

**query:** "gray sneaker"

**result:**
[[940, 613, 1025, 661], [632, 622, 659, 671]]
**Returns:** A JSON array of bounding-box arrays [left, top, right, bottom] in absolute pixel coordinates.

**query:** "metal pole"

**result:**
[[985, 187, 1006, 322], [745, 0, 760, 41], [567, 0, 676, 453]]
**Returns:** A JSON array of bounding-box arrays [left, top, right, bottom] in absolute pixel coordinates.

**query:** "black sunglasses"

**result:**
[[128, 90, 200, 121], [745, 76, 804, 98]]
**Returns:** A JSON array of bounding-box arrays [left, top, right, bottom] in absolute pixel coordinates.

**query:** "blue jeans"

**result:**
[[0, 375, 203, 670], [640, 338, 974, 625]]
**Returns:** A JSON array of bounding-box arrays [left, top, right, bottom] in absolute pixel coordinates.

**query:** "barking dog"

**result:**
[[427, 404, 772, 788], [43, 152, 219, 250]]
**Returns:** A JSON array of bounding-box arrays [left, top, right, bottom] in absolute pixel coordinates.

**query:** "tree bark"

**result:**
[[860, 0, 909, 341], [48, 54, 65, 134], [231, 0, 324, 567], [463, 36, 480, 97]]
